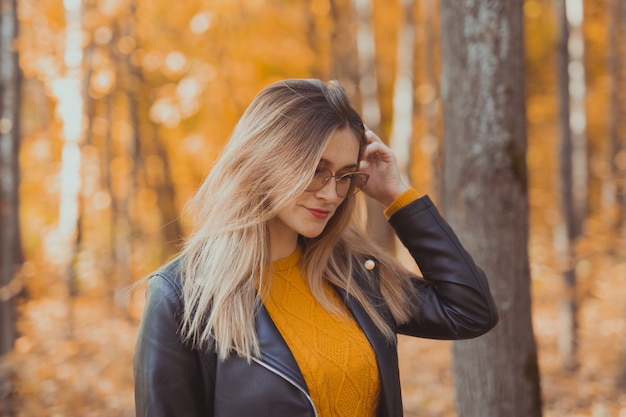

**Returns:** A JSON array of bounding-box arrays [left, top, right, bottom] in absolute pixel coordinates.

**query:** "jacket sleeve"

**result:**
[[134, 273, 214, 417], [388, 195, 499, 339]]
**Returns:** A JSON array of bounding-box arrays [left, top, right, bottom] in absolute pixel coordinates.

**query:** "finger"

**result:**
[[363, 141, 382, 160], [364, 127, 383, 144], [364, 141, 393, 162]]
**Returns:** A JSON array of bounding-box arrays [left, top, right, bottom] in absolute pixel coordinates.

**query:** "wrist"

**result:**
[[381, 183, 410, 207], [383, 187, 420, 218]]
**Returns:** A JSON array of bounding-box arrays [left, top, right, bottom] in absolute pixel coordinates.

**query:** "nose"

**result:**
[[314, 177, 342, 201]]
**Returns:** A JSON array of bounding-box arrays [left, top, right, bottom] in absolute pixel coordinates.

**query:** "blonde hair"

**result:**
[[180, 79, 416, 360]]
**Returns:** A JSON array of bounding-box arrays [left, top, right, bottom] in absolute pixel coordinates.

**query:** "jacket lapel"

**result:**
[[336, 286, 399, 417], [255, 304, 310, 392]]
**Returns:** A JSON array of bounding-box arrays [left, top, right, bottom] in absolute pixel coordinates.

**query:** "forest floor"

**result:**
[[2, 245, 626, 416]]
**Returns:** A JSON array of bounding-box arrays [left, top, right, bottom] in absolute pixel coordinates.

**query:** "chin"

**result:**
[[300, 232, 322, 239], [299, 228, 325, 239]]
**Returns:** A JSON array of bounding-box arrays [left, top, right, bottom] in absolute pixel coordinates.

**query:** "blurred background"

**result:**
[[0, 0, 625, 416]]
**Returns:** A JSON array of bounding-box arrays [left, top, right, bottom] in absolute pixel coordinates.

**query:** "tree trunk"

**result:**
[[619, 0, 626, 250], [615, 0, 626, 390], [565, 0, 589, 235], [352, 0, 395, 252], [112, 6, 140, 308], [0, 0, 22, 356], [329, 0, 360, 92], [440, 1, 543, 416], [555, 0, 589, 371], [97, 24, 132, 309], [305, 0, 325, 80], [352, 0, 380, 130], [53, 0, 86, 339], [102, 94, 125, 307], [419, 0, 441, 201], [143, 125, 184, 257], [0, 0, 22, 413], [389, 0, 415, 184], [603, 0, 621, 230]]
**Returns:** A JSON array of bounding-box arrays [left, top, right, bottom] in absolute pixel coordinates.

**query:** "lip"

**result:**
[[306, 207, 331, 219]]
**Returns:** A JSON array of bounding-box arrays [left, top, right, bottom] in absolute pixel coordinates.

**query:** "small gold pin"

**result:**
[[364, 259, 375, 270]]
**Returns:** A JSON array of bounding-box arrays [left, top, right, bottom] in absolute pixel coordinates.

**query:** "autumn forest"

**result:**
[[1, 0, 626, 416]]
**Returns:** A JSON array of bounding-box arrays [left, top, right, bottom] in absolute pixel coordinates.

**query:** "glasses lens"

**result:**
[[305, 169, 369, 197], [305, 168, 331, 193], [347, 172, 369, 196], [336, 174, 352, 197], [306, 168, 331, 192]]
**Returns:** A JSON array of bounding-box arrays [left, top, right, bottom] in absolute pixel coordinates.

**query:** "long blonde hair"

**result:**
[[180, 79, 416, 360]]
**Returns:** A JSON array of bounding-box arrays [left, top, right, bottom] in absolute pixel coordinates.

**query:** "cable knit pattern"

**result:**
[[263, 248, 380, 417]]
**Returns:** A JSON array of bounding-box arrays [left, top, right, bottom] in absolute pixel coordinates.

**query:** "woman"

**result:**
[[134, 78, 498, 417]]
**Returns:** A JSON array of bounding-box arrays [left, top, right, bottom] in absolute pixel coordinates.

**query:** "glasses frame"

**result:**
[[305, 167, 369, 198]]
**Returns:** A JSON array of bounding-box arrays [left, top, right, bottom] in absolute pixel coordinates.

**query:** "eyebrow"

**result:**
[[319, 158, 359, 171]]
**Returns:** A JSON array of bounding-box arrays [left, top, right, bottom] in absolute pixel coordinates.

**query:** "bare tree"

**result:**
[[440, 1, 542, 416]]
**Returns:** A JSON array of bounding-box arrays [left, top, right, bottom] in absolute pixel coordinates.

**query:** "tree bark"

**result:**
[[555, 0, 589, 371], [564, 0, 588, 235], [0, 0, 22, 413], [440, 1, 542, 416], [0, 0, 22, 357]]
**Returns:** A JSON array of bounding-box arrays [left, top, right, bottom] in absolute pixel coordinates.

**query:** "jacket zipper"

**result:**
[[251, 357, 318, 417]]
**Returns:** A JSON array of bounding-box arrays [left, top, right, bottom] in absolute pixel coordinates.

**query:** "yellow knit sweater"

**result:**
[[263, 248, 381, 417]]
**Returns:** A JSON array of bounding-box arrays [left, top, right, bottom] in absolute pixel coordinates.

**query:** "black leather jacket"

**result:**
[[134, 196, 499, 417]]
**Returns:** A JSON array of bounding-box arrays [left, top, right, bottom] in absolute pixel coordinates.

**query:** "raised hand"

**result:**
[[359, 128, 409, 207]]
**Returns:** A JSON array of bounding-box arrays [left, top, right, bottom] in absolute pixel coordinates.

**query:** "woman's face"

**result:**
[[268, 128, 360, 255]]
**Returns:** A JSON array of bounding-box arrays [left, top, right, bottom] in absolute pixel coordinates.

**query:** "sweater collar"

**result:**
[[271, 246, 302, 272]]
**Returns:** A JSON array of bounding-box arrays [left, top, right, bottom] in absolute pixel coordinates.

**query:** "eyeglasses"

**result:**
[[305, 167, 369, 198]]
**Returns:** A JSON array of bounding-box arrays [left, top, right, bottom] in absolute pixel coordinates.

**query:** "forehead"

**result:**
[[319, 128, 360, 169]]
